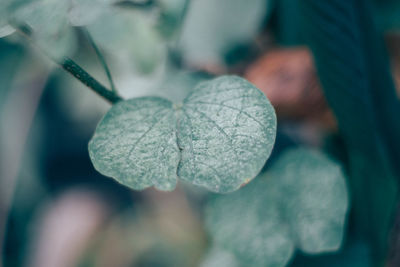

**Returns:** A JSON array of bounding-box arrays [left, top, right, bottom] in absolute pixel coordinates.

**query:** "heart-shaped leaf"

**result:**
[[89, 75, 277, 193], [204, 148, 348, 266]]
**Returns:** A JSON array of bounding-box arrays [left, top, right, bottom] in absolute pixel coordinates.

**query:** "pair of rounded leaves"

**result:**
[[204, 148, 349, 267], [89, 75, 277, 193]]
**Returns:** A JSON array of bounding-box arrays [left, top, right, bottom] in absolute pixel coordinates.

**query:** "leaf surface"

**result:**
[[200, 247, 240, 267], [89, 75, 277, 193], [205, 148, 348, 266], [89, 97, 180, 191], [178, 76, 276, 193]]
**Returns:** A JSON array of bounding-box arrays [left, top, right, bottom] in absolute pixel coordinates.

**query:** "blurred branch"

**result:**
[[114, 0, 155, 9], [12, 22, 123, 104]]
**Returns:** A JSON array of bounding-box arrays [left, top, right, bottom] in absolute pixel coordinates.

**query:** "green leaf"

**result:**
[[205, 148, 348, 266], [2, 0, 163, 70], [299, 0, 400, 260], [89, 97, 180, 191], [153, 70, 210, 103], [89, 75, 276, 193], [88, 9, 163, 74], [269, 148, 348, 254], [372, 0, 400, 30], [0, 0, 37, 37], [178, 76, 276, 193], [0, 24, 15, 38], [68, 0, 114, 26], [179, 0, 271, 65], [14, 0, 76, 59], [200, 247, 240, 267], [156, 0, 188, 39], [269, 0, 303, 46]]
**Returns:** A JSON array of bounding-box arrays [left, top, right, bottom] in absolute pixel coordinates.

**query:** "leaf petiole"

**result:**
[[12, 21, 123, 104], [84, 28, 118, 94]]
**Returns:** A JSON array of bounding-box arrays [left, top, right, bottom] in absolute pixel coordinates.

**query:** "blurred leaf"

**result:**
[[205, 148, 348, 267], [179, 0, 270, 66], [89, 75, 276, 193], [269, 0, 303, 46], [0, 24, 15, 38], [153, 70, 210, 103], [156, 0, 188, 39], [372, 0, 400, 30], [0, 0, 175, 74], [270, 0, 400, 46], [290, 238, 371, 267], [270, 148, 348, 253], [200, 247, 240, 267], [0, 0, 37, 36], [68, 0, 114, 26], [14, 0, 76, 59], [2, 0, 164, 69], [299, 0, 400, 260], [88, 9, 164, 74]]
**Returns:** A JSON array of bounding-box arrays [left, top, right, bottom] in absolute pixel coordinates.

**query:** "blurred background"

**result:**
[[1, 0, 400, 266]]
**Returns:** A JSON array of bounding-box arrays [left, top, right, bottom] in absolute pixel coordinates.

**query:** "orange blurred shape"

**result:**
[[245, 47, 336, 129]]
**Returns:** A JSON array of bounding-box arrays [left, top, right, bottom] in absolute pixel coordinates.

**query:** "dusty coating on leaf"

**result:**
[[206, 176, 294, 267], [88, 97, 180, 191], [89, 75, 277, 193], [205, 148, 348, 266], [200, 247, 240, 267], [178, 75, 277, 193], [270, 148, 348, 253]]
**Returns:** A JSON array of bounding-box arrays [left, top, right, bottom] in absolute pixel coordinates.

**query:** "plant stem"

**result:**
[[61, 58, 122, 104], [114, 0, 155, 9], [12, 22, 123, 104], [85, 29, 118, 93]]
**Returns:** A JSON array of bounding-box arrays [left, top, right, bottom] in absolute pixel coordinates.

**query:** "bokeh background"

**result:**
[[1, 0, 400, 266]]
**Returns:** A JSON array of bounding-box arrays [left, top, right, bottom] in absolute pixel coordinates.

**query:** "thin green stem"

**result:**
[[85, 29, 118, 93], [12, 22, 122, 104], [61, 58, 122, 103]]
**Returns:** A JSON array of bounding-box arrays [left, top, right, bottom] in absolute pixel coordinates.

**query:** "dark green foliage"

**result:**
[[372, 0, 400, 30], [299, 0, 400, 261]]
